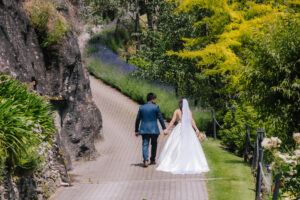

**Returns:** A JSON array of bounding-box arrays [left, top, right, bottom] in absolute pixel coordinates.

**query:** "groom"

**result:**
[[135, 93, 167, 167]]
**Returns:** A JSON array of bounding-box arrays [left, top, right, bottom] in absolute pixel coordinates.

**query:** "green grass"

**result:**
[[202, 139, 255, 200], [86, 58, 211, 131], [88, 25, 130, 54]]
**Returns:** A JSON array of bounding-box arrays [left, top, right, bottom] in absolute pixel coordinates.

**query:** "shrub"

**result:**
[[0, 74, 56, 172], [84, 45, 100, 57], [24, 0, 69, 47], [89, 25, 122, 54], [244, 16, 300, 145], [219, 103, 261, 156], [129, 55, 162, 81], [88, 20, 134, 54], [262, 134, 300, 198]]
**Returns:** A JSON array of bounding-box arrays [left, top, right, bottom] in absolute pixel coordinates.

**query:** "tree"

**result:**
[[167, 0, 293, 108], [244, 16, 300, 141]]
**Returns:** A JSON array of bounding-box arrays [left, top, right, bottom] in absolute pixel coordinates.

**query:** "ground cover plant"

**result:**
[[0, 74, 56, 173]]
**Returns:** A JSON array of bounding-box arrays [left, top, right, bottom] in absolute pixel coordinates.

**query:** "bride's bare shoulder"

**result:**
[[174, 109, 182, 117]]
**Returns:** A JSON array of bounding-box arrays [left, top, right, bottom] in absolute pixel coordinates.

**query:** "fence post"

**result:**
[[252, 135, 258, 170], [212, 109, 216, 140], [244, 124, 250, 162], [255, 128, 264, 200], [272, 174, 281, 200]]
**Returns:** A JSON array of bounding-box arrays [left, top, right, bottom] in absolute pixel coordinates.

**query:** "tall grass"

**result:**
[[87, 58, 211, 131], [24, 0, 69, 47], [0, 74, 56, 172]]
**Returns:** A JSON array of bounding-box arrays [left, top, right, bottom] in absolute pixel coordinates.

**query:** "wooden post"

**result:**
[[252, 135, 258, 170], [145, 0, 153, 30], [212, 109, 216, 140], [255, 128, 264, 200], [135, 0, 140, 52], [272, 174, 280, 200]]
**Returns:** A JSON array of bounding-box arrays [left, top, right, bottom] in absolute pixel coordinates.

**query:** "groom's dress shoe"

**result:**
[[143, 161, 148, 167], [150, 161, 156, 165]]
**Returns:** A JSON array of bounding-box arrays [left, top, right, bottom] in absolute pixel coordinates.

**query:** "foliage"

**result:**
[[89, 23, 133, 54], [202, 138, 255, 200], [219, 103, 260, 156], [129, 55, 161, 80], [24, 0, 69, 47], [244, 16, 300, 143], [133, 1, 199, 94], [168, 1, 291, 106], [130, 0, 298, 109], [262, 134, 300, 198], [0, 74, 56, 172], [86, 58, 211, 130], [0, 147, 5, 179], [82, 0, 129, 25], [84, 45, 101, 57], [218, 16, 300, 199]]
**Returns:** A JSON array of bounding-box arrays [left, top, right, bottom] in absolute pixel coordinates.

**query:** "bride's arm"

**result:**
[[166, 110, 178, 132], [190, 112, 200, 134]]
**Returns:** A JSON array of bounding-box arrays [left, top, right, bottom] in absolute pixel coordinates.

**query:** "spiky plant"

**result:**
[[0, 74, 56, 172]]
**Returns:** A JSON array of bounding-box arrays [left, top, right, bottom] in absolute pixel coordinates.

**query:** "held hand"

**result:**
[[196, 129, 200, 135], [199, 133, 207, 141], [163, 130, 168, 135]]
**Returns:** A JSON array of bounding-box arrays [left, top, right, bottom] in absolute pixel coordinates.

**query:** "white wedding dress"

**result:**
[[156, 99, 209, 174]]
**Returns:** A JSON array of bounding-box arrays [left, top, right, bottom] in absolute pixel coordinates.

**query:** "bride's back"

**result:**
[[174, 109, 182, 122]]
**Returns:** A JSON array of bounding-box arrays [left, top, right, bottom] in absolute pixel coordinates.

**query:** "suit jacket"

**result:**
[[135, 102, 166, 134]]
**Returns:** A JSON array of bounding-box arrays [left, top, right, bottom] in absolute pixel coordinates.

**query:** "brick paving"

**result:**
[[51, 76, 209, 200]]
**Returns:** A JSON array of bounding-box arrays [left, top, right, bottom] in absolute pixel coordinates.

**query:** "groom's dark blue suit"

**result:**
[[135, 102, 166, 162]]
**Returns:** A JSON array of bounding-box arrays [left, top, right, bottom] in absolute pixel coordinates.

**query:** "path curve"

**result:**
[[51, 75, 209, 200]]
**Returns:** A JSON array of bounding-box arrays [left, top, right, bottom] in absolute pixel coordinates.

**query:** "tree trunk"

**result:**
[[135, 0, 140, 51], [145, 0, 153, 30]]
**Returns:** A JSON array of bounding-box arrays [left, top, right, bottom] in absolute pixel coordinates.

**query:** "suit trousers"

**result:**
[[142, 134, 159, 162]]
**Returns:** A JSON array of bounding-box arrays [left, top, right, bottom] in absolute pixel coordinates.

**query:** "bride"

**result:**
[[156, 99, 209, 174]]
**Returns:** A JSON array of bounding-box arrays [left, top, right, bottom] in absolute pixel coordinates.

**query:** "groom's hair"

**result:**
[[147, 93, 157, 101]]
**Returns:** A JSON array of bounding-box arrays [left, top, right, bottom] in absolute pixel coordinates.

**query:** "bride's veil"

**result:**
[[180, 99, 195, 151], [181, 99, 193, 133]]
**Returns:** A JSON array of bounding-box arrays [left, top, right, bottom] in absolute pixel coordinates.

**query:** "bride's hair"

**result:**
[[179, 99, 183, 111]]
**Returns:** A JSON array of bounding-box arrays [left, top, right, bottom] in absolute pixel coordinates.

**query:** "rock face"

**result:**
[[0, 0, 102, 198], [0, 153, 67, 200], [0, 0, 102, 168]]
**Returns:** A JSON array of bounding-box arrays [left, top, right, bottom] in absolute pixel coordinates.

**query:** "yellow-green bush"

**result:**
[[24, 0, 69, 47]]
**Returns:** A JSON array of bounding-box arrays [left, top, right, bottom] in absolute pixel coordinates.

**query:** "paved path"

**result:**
[[51, 76, 209, 200]]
